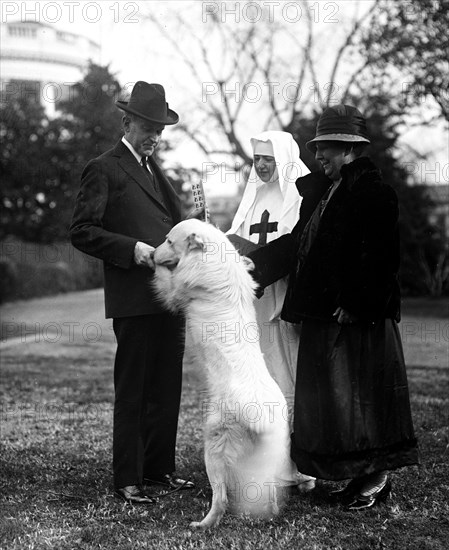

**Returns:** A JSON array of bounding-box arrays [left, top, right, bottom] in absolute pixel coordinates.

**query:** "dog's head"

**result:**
[[154, 219, 255, 272], [152, 219, 229, 312], [153, 219, 211, 270], [153, 220, 257, 314]]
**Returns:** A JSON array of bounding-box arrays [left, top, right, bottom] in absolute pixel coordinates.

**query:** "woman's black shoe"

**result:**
[[328, 478, 365, 504], [346, 479, 391, 511]]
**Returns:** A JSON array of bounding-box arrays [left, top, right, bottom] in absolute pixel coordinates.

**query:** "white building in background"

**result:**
[[0, 20, 100, 116]]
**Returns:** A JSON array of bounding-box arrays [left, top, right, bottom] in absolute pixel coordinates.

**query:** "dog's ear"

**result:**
[[186, 233, 205, 251]]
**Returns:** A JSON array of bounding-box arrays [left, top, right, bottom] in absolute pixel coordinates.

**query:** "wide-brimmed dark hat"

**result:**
[[116, 81, 179, 125], [306, 104, 370, 152]]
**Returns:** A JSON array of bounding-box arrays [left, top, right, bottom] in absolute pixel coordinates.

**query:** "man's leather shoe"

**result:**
[[144, 473, 194, 490], [114, 485, 157, 504]]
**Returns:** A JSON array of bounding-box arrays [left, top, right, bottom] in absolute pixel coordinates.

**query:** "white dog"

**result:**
[[153, 219, 313, 529]]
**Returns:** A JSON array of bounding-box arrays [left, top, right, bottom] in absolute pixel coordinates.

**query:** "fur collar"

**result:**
[[295, 171, 332, 197], [340, 156, 382, 190]]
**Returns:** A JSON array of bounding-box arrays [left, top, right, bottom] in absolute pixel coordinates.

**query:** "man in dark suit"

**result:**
[[70, 81, 194, 504]]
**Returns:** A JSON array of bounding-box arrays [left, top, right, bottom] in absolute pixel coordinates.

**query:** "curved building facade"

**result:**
[[1, 20, 100, 115]]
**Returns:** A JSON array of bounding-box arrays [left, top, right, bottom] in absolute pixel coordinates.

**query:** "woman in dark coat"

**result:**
[[249, 105, 419, 510]]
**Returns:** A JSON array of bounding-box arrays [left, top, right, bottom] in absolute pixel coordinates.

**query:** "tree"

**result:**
[[1, 64, 122, 242], [58, 62, 123, 160], [140, 0, 390, 166], [139, 0, 447, 295], [1, 62, 194, 243], [56, 62, 123, 203], [287, 96, 444, 296], [353, 0, 449, 295], [140, 0, 448, 166], [0, 93, 69, 241], [358, 0, 449, 121], [360, 97, 445, 296]]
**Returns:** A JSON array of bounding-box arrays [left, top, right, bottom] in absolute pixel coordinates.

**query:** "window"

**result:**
[[8, 25, 37, 38]]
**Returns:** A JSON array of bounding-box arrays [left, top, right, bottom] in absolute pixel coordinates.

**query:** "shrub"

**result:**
[[0, 238, 103, 303], [0, 257, 19, 303]]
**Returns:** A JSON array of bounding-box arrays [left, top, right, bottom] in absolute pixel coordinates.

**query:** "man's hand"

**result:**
[[134, 242, 155, 269], [333, 307, 358, 325]]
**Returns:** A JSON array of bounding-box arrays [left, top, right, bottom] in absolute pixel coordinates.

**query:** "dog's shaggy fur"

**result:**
[[153, 220, 310, 529]]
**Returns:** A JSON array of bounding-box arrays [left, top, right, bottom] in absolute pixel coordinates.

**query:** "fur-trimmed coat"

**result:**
[[250, 157, 401, 323]]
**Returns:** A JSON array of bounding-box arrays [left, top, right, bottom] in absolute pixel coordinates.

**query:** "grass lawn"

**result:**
[[0, 294, 448, 549]]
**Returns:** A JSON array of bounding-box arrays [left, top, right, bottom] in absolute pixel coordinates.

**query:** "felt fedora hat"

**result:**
[[116, 81, 179, 125], [306, 104, 370, 152]]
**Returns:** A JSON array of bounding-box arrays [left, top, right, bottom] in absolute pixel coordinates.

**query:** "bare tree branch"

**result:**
[[139, 0, 445, 166], [327, 0, 381, 106]]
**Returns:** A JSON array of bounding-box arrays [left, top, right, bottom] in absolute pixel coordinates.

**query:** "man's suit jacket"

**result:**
[[70, 140, 182, 318]]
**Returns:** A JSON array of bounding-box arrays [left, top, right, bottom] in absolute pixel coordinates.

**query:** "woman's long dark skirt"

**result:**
[[291, 319, 419, 480]]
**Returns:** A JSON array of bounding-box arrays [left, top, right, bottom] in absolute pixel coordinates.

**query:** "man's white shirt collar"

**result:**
[[122, 136, 142, 164]]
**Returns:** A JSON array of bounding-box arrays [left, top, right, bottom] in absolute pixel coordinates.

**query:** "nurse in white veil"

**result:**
[[229, 131, 314, 490]]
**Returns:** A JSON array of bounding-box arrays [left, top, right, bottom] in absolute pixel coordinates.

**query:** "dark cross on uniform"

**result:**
[[249, 209, 278, 245]]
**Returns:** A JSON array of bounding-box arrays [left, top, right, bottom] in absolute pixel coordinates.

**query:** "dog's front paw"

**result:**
[[189, 521, 207, 530]]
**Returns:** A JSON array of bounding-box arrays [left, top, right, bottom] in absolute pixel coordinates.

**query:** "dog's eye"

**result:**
[[167, 239, 173, 246]]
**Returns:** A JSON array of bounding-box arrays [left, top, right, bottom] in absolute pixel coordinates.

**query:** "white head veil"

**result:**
[[228, 131, 309, 236], [228, 131, 310, 320]]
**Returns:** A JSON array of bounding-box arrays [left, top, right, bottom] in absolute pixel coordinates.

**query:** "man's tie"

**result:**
[[141, 156, 160, 194]]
